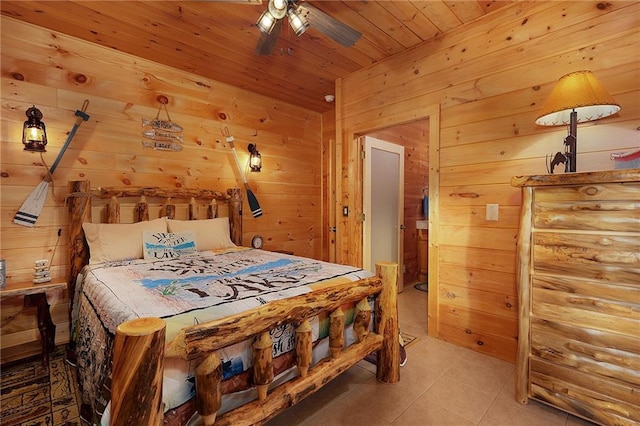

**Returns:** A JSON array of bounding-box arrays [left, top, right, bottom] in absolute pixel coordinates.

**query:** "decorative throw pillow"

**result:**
[[142, 231, 197, 260], [83, 217, 167, 264], [167, 218, 235, 251]]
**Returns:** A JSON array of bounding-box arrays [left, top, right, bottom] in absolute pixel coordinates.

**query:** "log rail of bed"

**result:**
[[66, 180, 243, 321], [111, 262, 399, 426]]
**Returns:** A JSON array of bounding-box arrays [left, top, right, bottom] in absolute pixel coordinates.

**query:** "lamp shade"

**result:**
[[535, 70, 620, 126]]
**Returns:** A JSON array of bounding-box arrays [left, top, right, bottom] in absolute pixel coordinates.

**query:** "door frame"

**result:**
[[336, 100, 440, 337], [363, 136, 405, 292]]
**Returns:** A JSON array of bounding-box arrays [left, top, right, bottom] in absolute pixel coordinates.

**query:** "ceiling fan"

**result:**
[[253, 0, 362, 55]]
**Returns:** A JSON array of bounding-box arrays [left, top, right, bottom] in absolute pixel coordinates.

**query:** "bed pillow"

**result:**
[[142, 231, 197, 260], [83, 217, 167, 264], [167, 218, 236, 251]]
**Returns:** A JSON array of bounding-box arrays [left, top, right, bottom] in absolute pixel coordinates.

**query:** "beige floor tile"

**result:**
[[312, 354, 441, 424], [391, 396, 476, 426], [424, 375, 497, 424], [398, 286, 429, 332], [302, 381, 392, 426], [442, 347, 514, 395], [479, 397, 568, 426], [409, 336, 469, 378]]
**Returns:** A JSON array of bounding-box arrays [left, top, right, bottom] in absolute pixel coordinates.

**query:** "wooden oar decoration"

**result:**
[[224, 128, 262, 218], [13, 100, 90, 227]]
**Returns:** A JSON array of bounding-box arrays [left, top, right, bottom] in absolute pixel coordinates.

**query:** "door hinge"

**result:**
[[360, 150, 365, 160], [360, 213, 366, 222]]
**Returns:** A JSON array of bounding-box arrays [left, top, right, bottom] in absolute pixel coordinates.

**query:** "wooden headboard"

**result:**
[[66, 180, 243, 317]]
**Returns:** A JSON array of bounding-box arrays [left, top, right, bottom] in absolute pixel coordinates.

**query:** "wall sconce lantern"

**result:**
[[536, 70, 620, 173], [248, 143, 262, 172], [22, 105, 48, 152]]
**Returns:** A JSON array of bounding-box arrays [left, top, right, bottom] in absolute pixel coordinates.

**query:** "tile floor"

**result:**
[[266, 284, 595, 426]]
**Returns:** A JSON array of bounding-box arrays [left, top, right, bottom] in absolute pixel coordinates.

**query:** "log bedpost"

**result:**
[[196, 352, 223, 426], [329, 307, 345, 358], [189, 197, 198, 220], [111, 317, 166, 426], [375, 262, 399, 384], [252, 332, 273, 400], [67, 180, 91, 323], [163, 197, 176, 220], [295, 320, 312, 377], [135, 195, 149, 222], [228, 188, 242, 245], [353, 298, 371, 342], [208, 199, 218, 219], [107, 196, 120, 223]]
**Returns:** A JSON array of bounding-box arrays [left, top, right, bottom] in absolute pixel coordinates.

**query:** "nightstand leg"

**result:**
[[24, 293, 56, 367]]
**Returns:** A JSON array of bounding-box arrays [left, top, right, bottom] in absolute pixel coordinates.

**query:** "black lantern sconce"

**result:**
[[248, 143, 262, 172], [22, 105, 48, 152]]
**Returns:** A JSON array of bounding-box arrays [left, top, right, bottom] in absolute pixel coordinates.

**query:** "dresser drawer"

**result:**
[[529, 357, 640, 425], [533, 183, 640, 232], [532, 232, 640, 285]]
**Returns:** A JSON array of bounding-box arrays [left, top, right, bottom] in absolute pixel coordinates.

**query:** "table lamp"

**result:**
[[536, 70, 620, 173]]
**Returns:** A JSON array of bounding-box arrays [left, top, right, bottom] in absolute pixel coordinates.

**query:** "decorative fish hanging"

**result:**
[[142, 98, 184, 152], [142, 117, 183, 133], [142, 129, 184, 142]]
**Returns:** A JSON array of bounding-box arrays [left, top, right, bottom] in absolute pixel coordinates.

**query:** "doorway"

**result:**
[[363, 136, 405, 292], [335, 102, 440, 336]]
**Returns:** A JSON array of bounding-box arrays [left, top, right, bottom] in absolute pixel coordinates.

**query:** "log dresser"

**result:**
[[511, 169, 640, 426]]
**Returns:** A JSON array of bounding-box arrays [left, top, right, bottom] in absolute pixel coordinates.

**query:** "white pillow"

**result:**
[[167, 218, 235, 251], [83, 217, 167, 264], [142, 231, 197, 261]]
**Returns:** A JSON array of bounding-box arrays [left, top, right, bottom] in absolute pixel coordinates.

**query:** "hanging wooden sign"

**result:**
[[142, 96, 183, 152]]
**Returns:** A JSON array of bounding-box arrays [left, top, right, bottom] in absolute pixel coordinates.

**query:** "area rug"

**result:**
[[414, 282, 429, 292], [0, 346, 81, 426], [401, 332, 417, 348]]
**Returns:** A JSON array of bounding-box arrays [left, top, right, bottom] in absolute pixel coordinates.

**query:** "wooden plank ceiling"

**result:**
[[1, 1, 512, 112]]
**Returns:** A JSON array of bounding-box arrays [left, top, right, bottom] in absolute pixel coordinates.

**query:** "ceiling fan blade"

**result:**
[[255, 18, 283, 55], [298, 3, 361, 47]]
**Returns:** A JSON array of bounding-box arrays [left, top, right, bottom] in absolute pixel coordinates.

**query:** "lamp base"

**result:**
[[563, 134, 576, 173], [23, 142, 47, 152]]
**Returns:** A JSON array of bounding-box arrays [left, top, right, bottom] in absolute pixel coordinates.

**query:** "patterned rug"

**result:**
[[401, 332, 417, 348], [414, 282, 429, 292], [0, 347, 81, 426]]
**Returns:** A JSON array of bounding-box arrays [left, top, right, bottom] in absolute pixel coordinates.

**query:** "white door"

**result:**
[[363, 136, 404, 291]]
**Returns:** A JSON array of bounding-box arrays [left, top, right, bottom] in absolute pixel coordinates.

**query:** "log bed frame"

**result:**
[[66, 180, 399, 426]]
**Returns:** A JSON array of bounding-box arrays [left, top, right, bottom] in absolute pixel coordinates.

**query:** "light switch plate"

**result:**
[[486, 204, 499, 221]]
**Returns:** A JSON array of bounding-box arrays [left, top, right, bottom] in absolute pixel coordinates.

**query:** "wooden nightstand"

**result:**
[[0, 280, 67, 366]]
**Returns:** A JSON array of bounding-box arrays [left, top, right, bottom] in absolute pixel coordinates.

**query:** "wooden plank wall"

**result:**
[[0, 17, 323, 363], [337, 1, 640, 362]]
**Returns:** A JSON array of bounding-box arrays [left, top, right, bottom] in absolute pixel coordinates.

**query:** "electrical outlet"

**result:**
[[486, 204, 499, 221]]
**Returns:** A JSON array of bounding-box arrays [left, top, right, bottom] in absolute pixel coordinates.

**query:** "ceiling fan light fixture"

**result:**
[[288, 6, 309, 37], [256, 10, 277, 34], [268, 0, 288, 19]]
